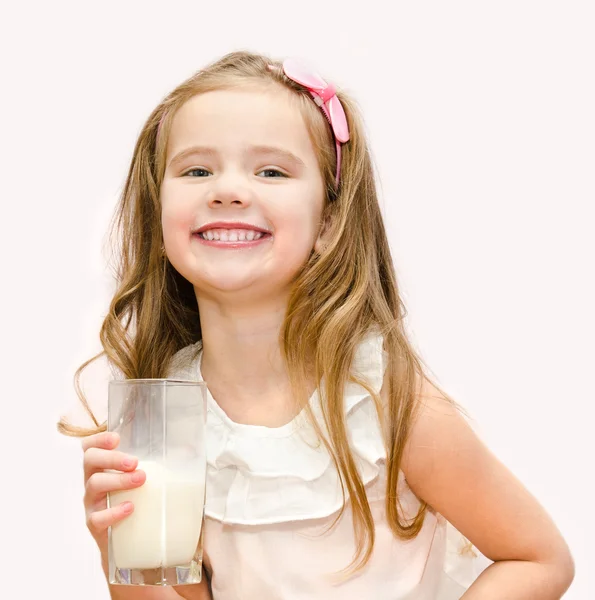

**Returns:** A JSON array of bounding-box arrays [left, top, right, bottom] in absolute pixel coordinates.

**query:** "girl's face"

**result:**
[[160, 86, 327, 302]]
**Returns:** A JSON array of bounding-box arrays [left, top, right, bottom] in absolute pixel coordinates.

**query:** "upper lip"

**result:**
[[194, 221, 271, 234]]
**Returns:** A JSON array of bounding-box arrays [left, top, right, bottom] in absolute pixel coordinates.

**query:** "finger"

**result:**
[[83, 448, 139, 482], [85, 469, 146, 505], [81, 431, 119, 453], [87, 501, 134, 536]]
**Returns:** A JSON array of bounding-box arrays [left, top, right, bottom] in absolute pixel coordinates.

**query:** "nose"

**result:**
[[206, 172, 255, 208]]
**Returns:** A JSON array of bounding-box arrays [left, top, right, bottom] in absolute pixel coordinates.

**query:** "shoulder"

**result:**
[[377, 366, 466, 481], [400, 373, 473, 483]]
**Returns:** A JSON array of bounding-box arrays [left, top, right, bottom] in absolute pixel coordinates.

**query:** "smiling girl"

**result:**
[[60, 51, 574, 600]]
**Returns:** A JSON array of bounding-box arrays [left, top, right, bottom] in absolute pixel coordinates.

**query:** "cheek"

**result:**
[[271, 203, 322, 255], [160, 189, 196, 243]]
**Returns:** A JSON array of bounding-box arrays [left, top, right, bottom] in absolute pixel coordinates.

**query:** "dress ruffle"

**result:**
[[199, 329, 389, 525]]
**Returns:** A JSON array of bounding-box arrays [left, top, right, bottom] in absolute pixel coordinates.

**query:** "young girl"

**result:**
[[59, 51, 574, 599]]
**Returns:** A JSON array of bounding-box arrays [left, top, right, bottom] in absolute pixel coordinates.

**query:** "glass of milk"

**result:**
[[107, 379, 208, 586]]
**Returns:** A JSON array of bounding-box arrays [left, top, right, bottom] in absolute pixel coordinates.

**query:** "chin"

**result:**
[[172, 252, 309, 299], [194, 272, 298, 302]]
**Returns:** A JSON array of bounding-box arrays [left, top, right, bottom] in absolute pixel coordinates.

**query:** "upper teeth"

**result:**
[[199, 229, 264, 242]]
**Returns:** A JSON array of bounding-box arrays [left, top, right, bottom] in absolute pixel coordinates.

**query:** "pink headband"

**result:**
[[274, 59, 350, 188]]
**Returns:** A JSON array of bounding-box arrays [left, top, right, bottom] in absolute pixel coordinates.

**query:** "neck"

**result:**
[[196, 292, 295, 423]]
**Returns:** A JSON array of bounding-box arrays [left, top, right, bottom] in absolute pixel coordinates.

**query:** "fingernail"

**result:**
[[131, 471, 144, 483], [122, 458, 134, 469], [122, 502, 133, 513]]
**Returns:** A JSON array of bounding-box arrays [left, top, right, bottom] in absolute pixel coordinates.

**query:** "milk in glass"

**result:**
[[110, 461, 205, 569]]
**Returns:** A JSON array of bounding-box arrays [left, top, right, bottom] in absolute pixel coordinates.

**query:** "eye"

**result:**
[[257, 168, 288, 178], [183, 168, 211, 177]]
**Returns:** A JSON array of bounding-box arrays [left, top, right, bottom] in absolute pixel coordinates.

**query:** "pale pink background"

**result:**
[[1, 1, 592, 598]]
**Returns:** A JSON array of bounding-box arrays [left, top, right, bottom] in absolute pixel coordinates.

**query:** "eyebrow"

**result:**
[[167, 144, 306, 170]]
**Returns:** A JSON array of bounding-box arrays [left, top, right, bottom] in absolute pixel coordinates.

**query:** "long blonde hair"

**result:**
[[58, 50, 474, 575]]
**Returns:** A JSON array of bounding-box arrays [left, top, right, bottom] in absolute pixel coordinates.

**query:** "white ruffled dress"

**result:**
[[167, 329, 493, 599]]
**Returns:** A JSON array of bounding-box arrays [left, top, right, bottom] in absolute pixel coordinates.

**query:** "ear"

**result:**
[[314, 212, 333, 254]]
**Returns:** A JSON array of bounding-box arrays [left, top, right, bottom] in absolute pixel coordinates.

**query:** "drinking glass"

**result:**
[[107, 379, 207, 586]]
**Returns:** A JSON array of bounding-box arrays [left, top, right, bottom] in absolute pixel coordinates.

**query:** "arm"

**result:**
[[398, 376, 575, 599]]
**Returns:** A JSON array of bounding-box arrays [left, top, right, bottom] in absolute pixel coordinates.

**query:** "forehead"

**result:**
[[166, 86, 315, 159]]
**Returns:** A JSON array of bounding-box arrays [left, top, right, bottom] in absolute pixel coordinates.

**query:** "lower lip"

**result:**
[[192, 232, 272, 249]]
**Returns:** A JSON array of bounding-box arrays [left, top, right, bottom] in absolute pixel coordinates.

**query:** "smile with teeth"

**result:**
[[199, 228, 266, 242]]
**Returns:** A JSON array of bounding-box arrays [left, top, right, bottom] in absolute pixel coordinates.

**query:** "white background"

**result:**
[[1, 1, 593, 598]]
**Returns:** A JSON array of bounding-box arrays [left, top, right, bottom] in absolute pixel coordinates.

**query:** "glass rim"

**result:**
[[109, 378, 207, 386]]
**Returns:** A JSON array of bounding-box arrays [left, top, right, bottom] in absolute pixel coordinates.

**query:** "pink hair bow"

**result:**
[[281, 58, 350, 188]]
